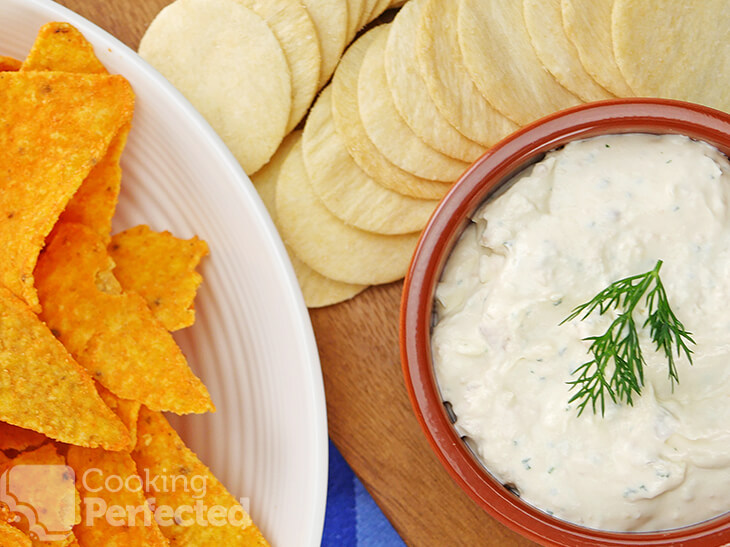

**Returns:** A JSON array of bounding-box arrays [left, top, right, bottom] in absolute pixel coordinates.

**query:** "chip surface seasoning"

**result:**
[[35, 222, 214, 415], [0, 70, 133, 311], [0, 284, 130, 450], [139, 0, 292, 175], [109, 225, 209, 331]]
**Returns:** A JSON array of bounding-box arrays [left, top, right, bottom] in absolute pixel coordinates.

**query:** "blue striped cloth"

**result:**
[[322, 439, 405, 546]]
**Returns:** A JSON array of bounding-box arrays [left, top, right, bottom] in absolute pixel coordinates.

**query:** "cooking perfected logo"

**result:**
[[0, 464, 77, 542], [0, 464, 252, 538], [81, 466, 252, 530]]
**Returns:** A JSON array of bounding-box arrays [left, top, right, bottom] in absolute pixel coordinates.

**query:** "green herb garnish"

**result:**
[[560, 260, 695, 416]]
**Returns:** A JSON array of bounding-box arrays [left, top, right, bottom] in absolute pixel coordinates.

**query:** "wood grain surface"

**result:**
[[55, 1, 536, 544]]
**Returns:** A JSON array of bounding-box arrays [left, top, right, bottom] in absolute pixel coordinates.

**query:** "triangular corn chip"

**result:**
[[0, 71, 134, 310], [23, 22, 130, 243], [95, 384, 141, 452], [58, 125, 130, 242], [0, 286, 130, 450], [132, 407, 268, 545], [109, 226, 209, 331], [21, 22, 106, 74], [35, 223, 214, 415]]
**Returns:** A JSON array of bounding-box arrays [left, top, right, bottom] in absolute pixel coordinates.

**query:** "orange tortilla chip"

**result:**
[[95, 384, 141, 451], [109, 226, 209, 331], [0, 285, 130, 451], [0, 422, 47, 454], [0, 71, 134, 311], [0, 521, 31, 547], [35, 223, 214, 415], [0, 56, 21, 72], [66, 446, 168, 546], [132, 407, 268, 546], [22, 22, 129, 243], [21, 22, 106, 74], [0, 444, 79, 546], [59, 125, 130, 242]]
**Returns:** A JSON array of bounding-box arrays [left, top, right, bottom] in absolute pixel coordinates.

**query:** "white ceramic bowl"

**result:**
[[0, 1, 328, 544]]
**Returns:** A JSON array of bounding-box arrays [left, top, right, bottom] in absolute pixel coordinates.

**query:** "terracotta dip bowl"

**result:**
[[400, 99, 730, 546]]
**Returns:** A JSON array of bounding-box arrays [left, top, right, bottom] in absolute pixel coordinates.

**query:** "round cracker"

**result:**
[[523, 0, 614, 102], [385, 0, 485, 163], [236, 0, 321, 131], [561, 0, 634, 97], [357, 0, 380, 30], [275, 140, 420, 285], [251, 131, 301, 215], [359, 27, 469, 182], [346, 0, 367, 42], [613, 0, 730, 112], [303, 86, 438, 235], [367, 0, 393, 22], [293, 251, 367, 308], [251, 132, 367, 307], [139, 0, 291, 175], [332, 27, 451, 200], [416, 0, 517, 147], [457, 0, 581, 126], [302, 0, 349, 89]]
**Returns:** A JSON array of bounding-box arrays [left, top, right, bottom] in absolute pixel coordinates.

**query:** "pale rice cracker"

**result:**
[[357, 0, 380, 31], [304, 86, 438, 234], [523, 0, 614, 102], [236, 0, 321, 131], [332, 26, 451, 200], [139, 0, 292, 175], [457, 0, 581, 126], [302, 0, 349, 89], [346, 0, 367, 42], [359, 25, 469, 181], [416, 0, 517, 146], [385, 0, 485, 163], [612, 0, 730, 112], [252, 131, 367, 307], [275, 139, 420, 285], [561, 0, 634, 97], [367, 0, 393, 23]]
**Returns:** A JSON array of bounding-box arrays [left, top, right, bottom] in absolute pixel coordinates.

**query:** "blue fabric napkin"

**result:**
[[322, 439, 405, 546]]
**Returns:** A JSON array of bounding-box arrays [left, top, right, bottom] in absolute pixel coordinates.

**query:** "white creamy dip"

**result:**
[[431, 133, 730, 532]]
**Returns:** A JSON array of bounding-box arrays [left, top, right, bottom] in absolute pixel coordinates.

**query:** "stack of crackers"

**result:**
[[139, 0, 729, 308]]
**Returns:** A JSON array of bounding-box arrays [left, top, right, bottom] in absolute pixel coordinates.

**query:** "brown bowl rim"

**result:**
[[400, 98, 730, 546]]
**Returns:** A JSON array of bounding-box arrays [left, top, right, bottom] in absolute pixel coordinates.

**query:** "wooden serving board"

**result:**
[[56, 1, 535, 544]]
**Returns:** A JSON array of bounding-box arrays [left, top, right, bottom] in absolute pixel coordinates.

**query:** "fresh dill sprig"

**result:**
[[560, 260, 695, 416]]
